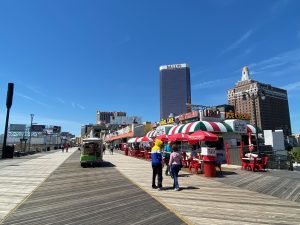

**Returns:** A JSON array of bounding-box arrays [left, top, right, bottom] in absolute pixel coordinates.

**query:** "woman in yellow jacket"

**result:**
[[151, 139, 164, 190]]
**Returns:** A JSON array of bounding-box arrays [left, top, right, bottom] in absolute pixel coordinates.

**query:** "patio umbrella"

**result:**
[[167, 133, 190, 151], [137, 136, 153, 142], [156, 134, 169, 142], [168, 133, 190, 142], [188, 130, 218, 144]]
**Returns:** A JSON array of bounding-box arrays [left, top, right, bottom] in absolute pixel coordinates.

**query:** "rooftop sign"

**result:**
[[225, 112, 251, 120], [159, 63, 189, 70]]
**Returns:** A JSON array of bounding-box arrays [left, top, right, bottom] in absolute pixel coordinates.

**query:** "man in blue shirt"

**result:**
[[163, 141, 172, 176]]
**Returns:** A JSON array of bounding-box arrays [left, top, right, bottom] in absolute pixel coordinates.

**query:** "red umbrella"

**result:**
[[156, 134, 169, 142], [188, 130, 218, 144], [168, 133, 190, 142], [137, 136, 153, 142]]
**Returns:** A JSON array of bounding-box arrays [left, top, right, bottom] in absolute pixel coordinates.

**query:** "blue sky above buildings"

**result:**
[[0, 0, 299, 136]]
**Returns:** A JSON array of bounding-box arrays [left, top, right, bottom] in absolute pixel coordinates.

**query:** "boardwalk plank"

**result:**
[[2, 151, 185, 225]]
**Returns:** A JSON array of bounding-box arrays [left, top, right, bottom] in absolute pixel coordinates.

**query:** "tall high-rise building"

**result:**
[[160, 63, 191, 119], [227, 66, 291, 136]]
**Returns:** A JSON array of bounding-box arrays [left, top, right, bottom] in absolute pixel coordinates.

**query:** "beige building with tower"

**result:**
[[227, 66, 291, 136]]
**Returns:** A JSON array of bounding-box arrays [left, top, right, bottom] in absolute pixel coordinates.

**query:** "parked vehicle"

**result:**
[[80, 138, 104, 167]]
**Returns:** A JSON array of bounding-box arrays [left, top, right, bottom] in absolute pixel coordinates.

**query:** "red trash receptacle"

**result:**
[[203, 155, 216, 177], [125, 148, 129, 156]]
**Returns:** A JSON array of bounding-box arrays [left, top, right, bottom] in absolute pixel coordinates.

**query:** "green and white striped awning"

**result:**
[[168, 121, 233, 135], [247, 124, 262, 134]]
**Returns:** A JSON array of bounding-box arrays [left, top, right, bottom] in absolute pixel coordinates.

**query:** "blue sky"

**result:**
[[0, 0, 299, 136]]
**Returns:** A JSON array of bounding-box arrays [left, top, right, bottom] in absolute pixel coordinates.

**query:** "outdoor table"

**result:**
[[242, 157, 262, 161], [192, 158, 203, 163], [245, 153, 259, 158]]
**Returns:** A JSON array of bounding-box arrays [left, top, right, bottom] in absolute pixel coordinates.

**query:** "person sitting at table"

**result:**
[[188, 145, 198, 166]]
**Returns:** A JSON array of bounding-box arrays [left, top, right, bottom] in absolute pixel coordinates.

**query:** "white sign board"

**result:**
[[201, 147, 216, 156], [225, 119, 247, 134]]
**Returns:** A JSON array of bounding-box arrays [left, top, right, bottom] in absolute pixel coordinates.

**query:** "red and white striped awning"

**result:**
[[137, 136, 153, 142], [127, 137, 140, 143], [146, 130, 157, 138], [168, 121, 233, 134], [247, 124, 262, 134], [167, 124, 185, 135]]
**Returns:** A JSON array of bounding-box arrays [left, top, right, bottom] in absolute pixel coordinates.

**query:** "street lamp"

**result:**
[[28, 114, 34, 152], [242, 90, 265, 155]]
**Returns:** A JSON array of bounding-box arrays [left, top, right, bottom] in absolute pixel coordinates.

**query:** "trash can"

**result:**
[[203, 155, 216, 177], [47, 147, 50, 151], [125, 147, 129, 156]]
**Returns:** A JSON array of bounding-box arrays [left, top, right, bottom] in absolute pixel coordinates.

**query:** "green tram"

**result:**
[[80, 138, 104, 167]]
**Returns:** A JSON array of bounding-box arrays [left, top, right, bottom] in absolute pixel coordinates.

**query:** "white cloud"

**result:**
[[76, 104, 85, 110], [270, 0, 289, 15], [192, 77, 235, 89], [56, 98, 65, 104], [219, 29, 253, 56], [70, 102, 85, 110], [249, 48, 300, 78], [15, 92, 49, 108], [282, 81, 300, 92]]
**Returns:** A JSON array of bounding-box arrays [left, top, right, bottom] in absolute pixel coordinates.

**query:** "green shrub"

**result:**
[[292, 147, 300, 163]]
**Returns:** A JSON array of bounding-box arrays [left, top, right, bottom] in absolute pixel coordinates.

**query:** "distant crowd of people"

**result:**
[[61, 143, 70, 153]]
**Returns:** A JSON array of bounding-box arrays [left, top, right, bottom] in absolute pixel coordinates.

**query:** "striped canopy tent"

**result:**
[[137, 136, 153, 142], [168, 121, 233, 135], [145, 130, 157, 138], [127, 137, 140, 143], [247, 124, 262, 134]]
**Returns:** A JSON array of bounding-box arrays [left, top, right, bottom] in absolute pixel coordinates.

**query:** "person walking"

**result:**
[[169, 145, 182, 191], [151, 139, 164, 190], [109, 144, 114, 155], [163, 141, 172, 176], [103, 144, 106, 155]]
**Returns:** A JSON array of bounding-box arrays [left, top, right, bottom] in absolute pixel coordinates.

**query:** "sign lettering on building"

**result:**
[[225, 112, 251, 120], [203, 109, 221, 118], [159, 117, 175, 126], [166, 64, 182, 69], [178, 111, 199, 121]]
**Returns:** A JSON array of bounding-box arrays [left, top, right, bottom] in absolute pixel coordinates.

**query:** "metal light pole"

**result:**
[[28, 114, 34, 152], [242, 90, 265, 156], [2, 83, 14, 159]]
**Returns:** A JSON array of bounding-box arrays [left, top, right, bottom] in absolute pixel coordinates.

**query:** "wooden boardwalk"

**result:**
[[0, 148, 78, 222], [104, 152, 300, 225], [2, 151, 185, 225], [217, 168, 300, 203]]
